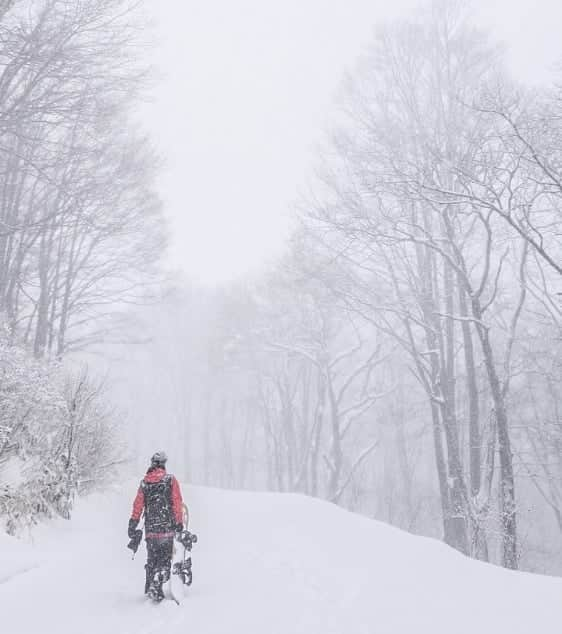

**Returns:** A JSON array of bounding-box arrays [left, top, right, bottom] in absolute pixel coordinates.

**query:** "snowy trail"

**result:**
[[2, 484, 562, 634]]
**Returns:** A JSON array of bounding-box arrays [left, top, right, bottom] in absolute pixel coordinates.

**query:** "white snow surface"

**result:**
[[1, 484, 561, 633]]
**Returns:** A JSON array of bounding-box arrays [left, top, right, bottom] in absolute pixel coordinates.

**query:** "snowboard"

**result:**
[[168, 503, 196, 604]]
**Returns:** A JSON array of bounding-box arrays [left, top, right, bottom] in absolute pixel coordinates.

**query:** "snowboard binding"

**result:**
[[172, 554, 193, 586], [172, 529, 197, 586], [177, 529, 198, 551]]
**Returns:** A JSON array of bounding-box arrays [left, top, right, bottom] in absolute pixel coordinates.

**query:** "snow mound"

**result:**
[[0, 533, 39, 585], [1, 484, 561, 634]]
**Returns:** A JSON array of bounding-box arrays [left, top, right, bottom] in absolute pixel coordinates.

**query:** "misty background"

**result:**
[[142, 0, 562, 284], [1, 0, 562, 582]]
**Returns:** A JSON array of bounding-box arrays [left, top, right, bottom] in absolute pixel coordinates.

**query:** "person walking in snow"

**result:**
[[128, 451, 185, 600]]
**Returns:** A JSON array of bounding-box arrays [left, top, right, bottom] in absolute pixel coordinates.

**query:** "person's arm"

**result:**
[[171, 477, 184, 526], [131, 484, 145, 521], [128, 483, 144, 537]]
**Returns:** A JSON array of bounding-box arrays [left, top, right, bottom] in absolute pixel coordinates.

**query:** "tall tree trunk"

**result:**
[[458, 284, 480, 496], [34, 232, 51, 358], [310, 370, 325, 497], [326, 371, 342, 501], [423, 220, 468, 554], [472, 299, 518, 569]]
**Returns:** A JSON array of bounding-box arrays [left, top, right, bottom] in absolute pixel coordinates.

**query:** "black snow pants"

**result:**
[[145, 536, 174, 593]]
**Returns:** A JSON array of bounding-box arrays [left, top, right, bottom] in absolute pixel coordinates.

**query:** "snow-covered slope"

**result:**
[[1, 484, 561, 634]]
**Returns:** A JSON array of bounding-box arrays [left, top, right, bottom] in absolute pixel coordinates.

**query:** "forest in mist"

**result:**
[[1, 0, 562, 580], [0, 0, 164, 534]]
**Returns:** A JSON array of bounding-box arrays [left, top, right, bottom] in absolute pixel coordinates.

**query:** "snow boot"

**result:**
[[147, 568, 169, 602], [147, 583, 164, 602]]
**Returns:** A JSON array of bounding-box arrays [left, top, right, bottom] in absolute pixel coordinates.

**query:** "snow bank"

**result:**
[[1, 484, 561, 634], [0, 532, 39, 585]]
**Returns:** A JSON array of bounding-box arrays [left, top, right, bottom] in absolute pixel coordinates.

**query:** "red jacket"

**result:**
[[131, 467, 183, 537]]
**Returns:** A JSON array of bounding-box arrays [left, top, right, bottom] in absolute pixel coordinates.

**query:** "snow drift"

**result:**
[[1, 484, 561, 634]]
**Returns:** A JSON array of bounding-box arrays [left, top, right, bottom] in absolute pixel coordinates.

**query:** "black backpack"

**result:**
[[141, 474, 173, 533]]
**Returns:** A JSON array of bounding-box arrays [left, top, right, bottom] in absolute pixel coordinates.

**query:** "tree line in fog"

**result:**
[[0, 1, 164, 532], [122, 2, 562, 575]]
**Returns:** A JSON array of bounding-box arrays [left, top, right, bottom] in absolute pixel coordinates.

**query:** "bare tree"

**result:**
[[0, 0, 165, 357]]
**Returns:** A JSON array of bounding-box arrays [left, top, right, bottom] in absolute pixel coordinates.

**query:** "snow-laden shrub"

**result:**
[[0, 329, 120, 534], [62, 370, 122, 499]]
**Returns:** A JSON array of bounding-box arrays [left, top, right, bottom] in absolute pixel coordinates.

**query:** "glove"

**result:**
[[173, 522, 184, 534], [128, 518, 139, 539], [127, 530, 143, 554]]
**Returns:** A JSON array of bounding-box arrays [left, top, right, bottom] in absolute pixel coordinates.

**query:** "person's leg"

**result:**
[[155, 537, 174, 582], [148, 537, 174, 600], [145, 539, 157, 594], [144, 563, 151, 595]]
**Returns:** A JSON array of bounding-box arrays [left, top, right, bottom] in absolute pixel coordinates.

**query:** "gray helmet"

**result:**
[[150, 450, 168, 467]]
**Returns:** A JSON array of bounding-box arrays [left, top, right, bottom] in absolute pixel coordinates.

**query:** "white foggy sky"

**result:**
[[141, 0, 562, 286]]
